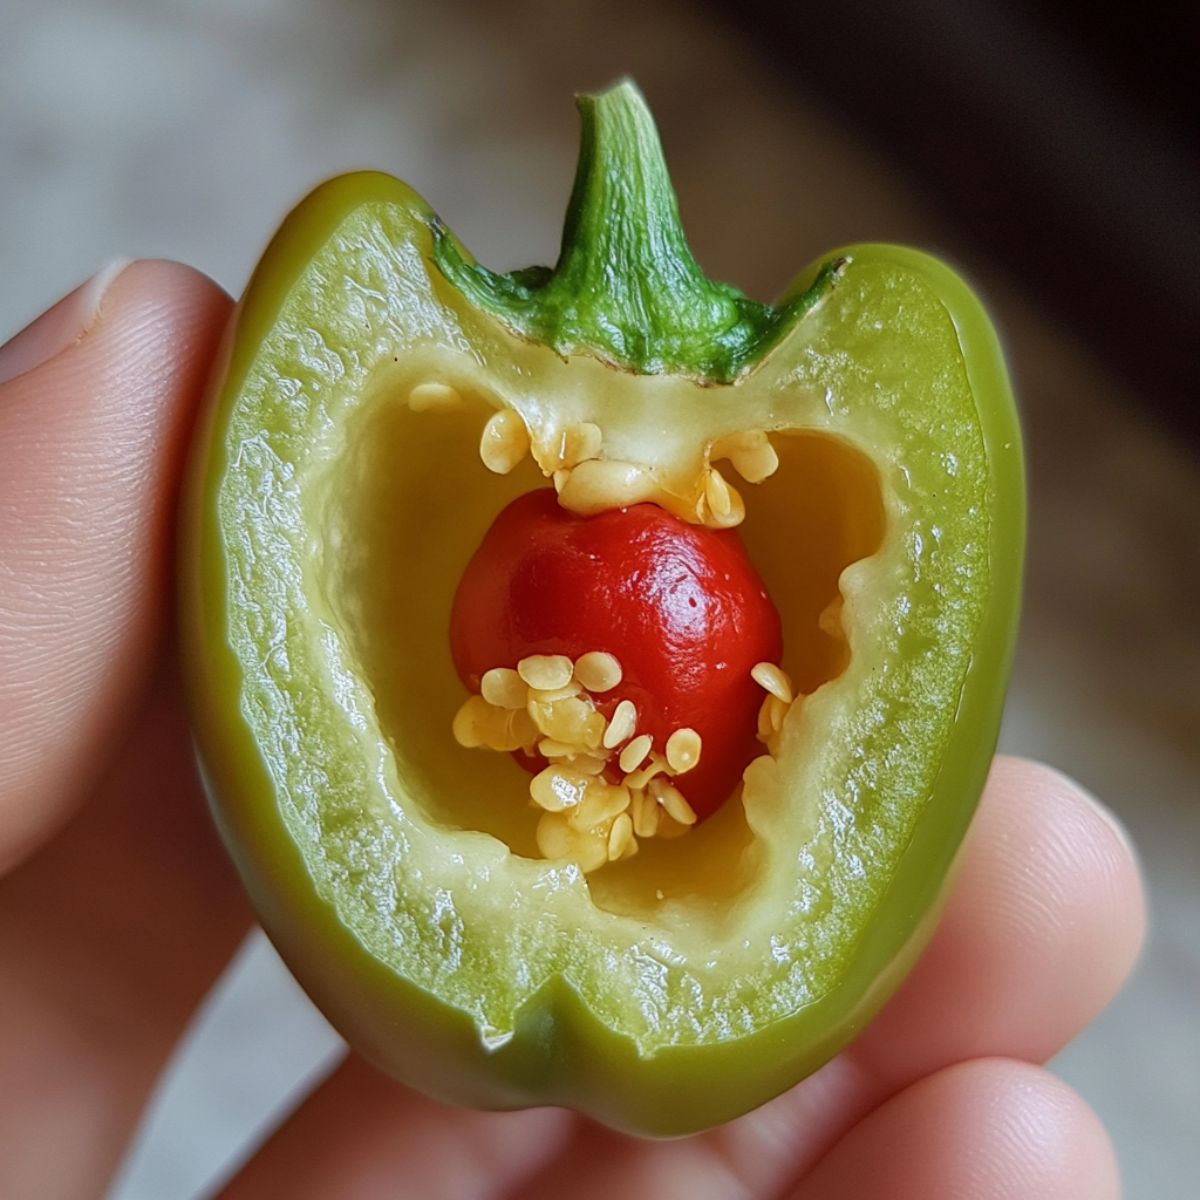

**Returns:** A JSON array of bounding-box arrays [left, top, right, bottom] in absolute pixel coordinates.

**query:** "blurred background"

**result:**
[[1, 0, 1195, 1195]]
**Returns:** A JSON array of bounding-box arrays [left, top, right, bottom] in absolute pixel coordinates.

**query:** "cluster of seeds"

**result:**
[[452, 650, 704, 872], [475, 406, 781, 531], [452, 650, 801, 872], [751, 660, 796, 758]]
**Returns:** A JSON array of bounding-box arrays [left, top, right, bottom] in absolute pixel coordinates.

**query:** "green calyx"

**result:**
[[433, 80, 840, 382]]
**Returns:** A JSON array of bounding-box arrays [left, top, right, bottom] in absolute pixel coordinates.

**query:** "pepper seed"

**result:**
[[517, 654, 574, 691], [603, 699, 637, 749], [574, 650, 622, 693], [479, 408, 530, 474], [665, 727, 702, 774], [751, 661, 794, 704]]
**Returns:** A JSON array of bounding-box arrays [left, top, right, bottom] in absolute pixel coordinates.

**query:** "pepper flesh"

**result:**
[[181, 81, 1024, 1135]]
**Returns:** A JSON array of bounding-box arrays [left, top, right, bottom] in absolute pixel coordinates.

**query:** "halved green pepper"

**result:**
[[181, 81, 1023, 1136]]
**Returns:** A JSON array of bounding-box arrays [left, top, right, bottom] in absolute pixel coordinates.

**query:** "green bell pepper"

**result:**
[[181, 80, 1024, 1136]]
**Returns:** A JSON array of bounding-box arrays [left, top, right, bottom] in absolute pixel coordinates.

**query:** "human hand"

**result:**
[[0, 263, 1145, 1199]]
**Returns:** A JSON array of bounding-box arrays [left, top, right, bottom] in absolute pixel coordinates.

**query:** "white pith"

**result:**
[[476, 400, 780, 529]]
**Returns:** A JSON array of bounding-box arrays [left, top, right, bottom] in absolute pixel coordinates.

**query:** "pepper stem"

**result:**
[[545, 82, 727, 368], [432, 80, 838, 381]]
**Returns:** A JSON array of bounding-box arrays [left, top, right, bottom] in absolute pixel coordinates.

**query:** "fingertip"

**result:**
[[794, 1058, 1120, 1200], [947, 756, 1146, 1042], [858, 755, 1146, 1080], [983, 755, 1147, 982], [100, 258, 230, 328]]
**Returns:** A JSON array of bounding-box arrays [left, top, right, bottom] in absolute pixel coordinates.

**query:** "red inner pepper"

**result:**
[[450, 489, 782, 820]]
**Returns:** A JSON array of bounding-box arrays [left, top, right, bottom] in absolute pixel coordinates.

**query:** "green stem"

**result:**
[[433, 80, 838, 381]]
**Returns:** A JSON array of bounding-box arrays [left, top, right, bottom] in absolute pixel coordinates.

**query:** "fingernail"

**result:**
[[0, 259, 132, 386]]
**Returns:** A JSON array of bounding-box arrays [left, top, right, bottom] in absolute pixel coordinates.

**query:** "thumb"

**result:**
[[0, 260, 231, 872]]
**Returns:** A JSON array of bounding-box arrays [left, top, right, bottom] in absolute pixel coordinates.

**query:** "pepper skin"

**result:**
[[181, 81, 1024, 1136]]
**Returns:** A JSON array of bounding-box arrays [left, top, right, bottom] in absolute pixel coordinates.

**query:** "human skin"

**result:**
[[0, 261, 1145, 1198]]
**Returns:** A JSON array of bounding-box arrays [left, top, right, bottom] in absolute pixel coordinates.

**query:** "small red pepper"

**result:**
[[450, 489, 782, 819]]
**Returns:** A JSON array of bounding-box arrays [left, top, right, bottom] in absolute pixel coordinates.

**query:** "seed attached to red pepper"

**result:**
[[448, 488, 786, 869]]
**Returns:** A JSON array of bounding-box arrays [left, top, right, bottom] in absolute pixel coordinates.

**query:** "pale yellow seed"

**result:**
[[530, 430, 561, 473], [557, 459, 658, 515], [650, 777, 697, 826], [480, 667, 527, 709], [479, 408, 530, 474], [619, 733, 653, 774], [730, 432, 779, 483], [506, 708, 538, 749], [408, 381, 461, 412], [602, 699, 637, 749], [534, 696, 595, 743], [498, 728, 530, 752], [538, 422, 604, 472], [451, 696, 489, 748], [570, 783, 631, 831], [552, 468, 570, 493], [624, 755, 668, 790], [492, 721, 529, 752], [525, 698, 564, 738], [656, 812, 691, 839], [576, 830, 612, 873], [537, 738, 580, 759], [535, 812, 574, 858], [581, 710, 607, 750], [527, 697, 551, 734], [751, 661, 794, 704], [537, 813, 609, 871], [517, 654, 574, 691], [574, 650, 622, 693], [757, 694, 778, 742], [529, 681, 582, 704], [631, 789, 659, 838], [529, 766, 590, 813], [704, 466, 733, 518], [665, 727, 702, 774], [453, 695, 528, 752], [608, 812, 634, 861], [705, 479, 745, 529], [562, 421, 603, 468], [752, 694, 788, 753], [571, 755, 609, 776]]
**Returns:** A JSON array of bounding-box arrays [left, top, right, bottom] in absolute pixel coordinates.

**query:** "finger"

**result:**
[[218, 1057, 574, 1200], [219, 758, 1142, 1199], [850, 757, 1146, 1078], [0, 260, 231, 872], [517, 758, 1143, 1198], [0, 672, 251, 1198], [789, 1058, 1119, 1200]]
